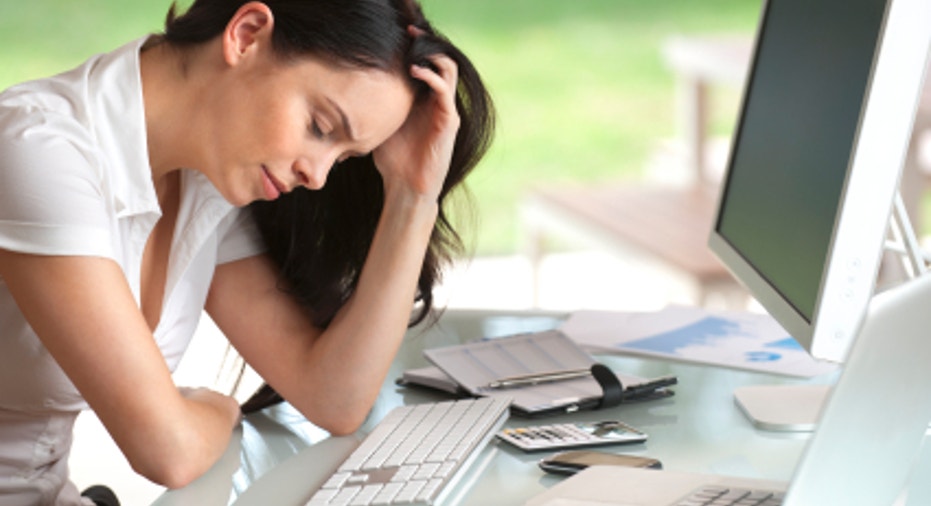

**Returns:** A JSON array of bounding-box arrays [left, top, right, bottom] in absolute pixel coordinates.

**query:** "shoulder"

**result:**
[[0, 66, 105, 180], [0, 103, 104, 200], [0, 38, 147, 175], [0, 85, 112, 257], [0, 51, 100, 135], [0, 40, 149, 258]]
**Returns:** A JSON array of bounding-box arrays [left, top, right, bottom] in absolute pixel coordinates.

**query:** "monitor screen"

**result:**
[[710, 0, 927, 362], [715, 0, 884, 321]]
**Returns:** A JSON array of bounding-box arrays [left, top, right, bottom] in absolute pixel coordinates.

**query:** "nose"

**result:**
[[293, 155, 334, 190]]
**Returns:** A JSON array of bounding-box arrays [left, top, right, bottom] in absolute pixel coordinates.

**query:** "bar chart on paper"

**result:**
[[560, 306, 837, 378]]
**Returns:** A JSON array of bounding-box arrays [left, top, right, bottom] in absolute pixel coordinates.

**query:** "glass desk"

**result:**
[[152, 309, 931, 505]]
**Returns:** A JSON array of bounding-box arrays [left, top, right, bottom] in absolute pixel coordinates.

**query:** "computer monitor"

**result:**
[[708, 0, 930, 368]]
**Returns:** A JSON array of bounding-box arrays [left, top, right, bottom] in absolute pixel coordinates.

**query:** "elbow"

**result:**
[[312, 406, 369, 437], [325, 421, 361, 437], [131, 457, 203, 490], [319, 416, 365, 437], [116, 393, 238, 489], [151, 468, 200, 491], [124, 425, 230, 489]]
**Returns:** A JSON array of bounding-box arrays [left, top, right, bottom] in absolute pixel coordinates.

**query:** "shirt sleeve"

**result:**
[[0, 109, 115, 258], [216, 207, 267, 264]]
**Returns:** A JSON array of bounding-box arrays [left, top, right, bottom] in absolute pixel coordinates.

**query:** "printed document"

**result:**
[[559, 306, 837, 378]]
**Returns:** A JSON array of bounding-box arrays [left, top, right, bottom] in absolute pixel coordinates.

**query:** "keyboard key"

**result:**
[[349, 484, 383, 506], [307, 487, 339, 505], [331, 485, 361, 505], [370, 482, 404, 505], [412, 462, 440, 480], [390, 465, 417, 483], [416, 478, 444, 503], [392, 480, 426, 503], [322, 472, 352, 490]]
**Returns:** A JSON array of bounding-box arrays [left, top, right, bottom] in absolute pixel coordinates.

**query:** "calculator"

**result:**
[[496, 420, 648, 451]]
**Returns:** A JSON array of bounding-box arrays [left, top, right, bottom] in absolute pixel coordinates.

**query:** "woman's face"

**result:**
[[201, 53, 414, 206]]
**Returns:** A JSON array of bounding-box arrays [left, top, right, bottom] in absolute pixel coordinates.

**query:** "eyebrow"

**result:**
[[327, 98, 355, 141]]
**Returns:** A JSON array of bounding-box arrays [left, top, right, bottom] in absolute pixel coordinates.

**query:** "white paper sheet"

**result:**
[[559, 306, 837, 378]]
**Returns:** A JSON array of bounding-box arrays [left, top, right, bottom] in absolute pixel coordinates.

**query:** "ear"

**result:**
[[222, 2, 275, 66]]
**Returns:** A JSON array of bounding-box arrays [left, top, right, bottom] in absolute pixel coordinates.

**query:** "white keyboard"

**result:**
[[305, 397, 511, 505]]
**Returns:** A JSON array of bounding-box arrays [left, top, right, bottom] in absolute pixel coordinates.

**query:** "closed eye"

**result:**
[[309, 120, 327, 139]]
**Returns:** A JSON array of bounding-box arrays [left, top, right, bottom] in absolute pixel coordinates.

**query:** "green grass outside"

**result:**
[[423, 0, 762, 254], [0, 0, 762, 254]]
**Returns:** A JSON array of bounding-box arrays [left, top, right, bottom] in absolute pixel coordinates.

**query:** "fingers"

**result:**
[[369, 32, 461, 199], [411, 54, 457, 92], [410, 55, 460, 131], [407, 24, 426, 38], [406, 22, 457, 91]]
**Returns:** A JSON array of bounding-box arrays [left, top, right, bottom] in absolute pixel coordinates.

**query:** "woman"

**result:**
[[0, 0, 494, 504]]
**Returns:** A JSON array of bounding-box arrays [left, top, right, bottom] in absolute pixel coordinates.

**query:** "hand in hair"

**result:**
[[373, 52, 460, 202]]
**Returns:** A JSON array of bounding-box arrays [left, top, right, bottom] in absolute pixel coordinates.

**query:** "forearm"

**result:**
[[295, 187, 438, 432]]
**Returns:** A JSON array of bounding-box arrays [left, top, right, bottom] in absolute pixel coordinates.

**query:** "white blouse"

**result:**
[[0, 38, 265, 413]]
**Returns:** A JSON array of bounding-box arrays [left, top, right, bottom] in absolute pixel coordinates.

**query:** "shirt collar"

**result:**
[[87, 37, 160, 219]]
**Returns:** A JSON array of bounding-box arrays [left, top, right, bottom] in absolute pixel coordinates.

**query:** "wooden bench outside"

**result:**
[[519, 36, 752, 308], [520, 183, 744, 307]]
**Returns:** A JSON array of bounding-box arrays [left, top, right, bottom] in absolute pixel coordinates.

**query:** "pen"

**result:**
[[486, 368, 592, 389]]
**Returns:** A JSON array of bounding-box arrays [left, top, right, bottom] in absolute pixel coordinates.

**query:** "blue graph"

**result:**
[[619, 316, 798, 363]]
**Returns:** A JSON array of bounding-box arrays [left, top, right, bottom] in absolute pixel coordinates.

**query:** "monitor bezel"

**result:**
[[708, 0, 930, 363]]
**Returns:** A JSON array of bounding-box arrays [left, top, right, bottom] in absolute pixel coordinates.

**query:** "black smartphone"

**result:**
[[538, 449, 662, 475]]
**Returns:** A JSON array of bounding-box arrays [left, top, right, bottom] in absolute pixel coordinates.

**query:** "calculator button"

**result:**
[[497, 421, 647, 451]]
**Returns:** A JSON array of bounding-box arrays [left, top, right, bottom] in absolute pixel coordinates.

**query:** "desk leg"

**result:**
[[679, 75, 709, 184], [699, 278, 748, 310], [523, 222, 545, 308], [901, 128, 925, 238]]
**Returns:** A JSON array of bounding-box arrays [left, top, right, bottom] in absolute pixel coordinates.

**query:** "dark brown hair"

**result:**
[[158, 0, 494, 412]]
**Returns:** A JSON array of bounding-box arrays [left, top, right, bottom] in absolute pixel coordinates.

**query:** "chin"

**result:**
[[198, 171, 255, 207], [220, 188, 257, 208]]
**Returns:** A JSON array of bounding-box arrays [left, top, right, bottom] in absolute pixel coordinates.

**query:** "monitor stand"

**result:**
[[734, 193, 925, 433], [733, 384, 831, 432]]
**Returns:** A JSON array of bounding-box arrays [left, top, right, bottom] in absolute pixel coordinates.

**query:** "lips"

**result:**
[[261, 166, 287, 200]]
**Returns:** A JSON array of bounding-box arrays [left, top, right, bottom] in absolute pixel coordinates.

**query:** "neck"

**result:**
[[139, 39, 215, 190]]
